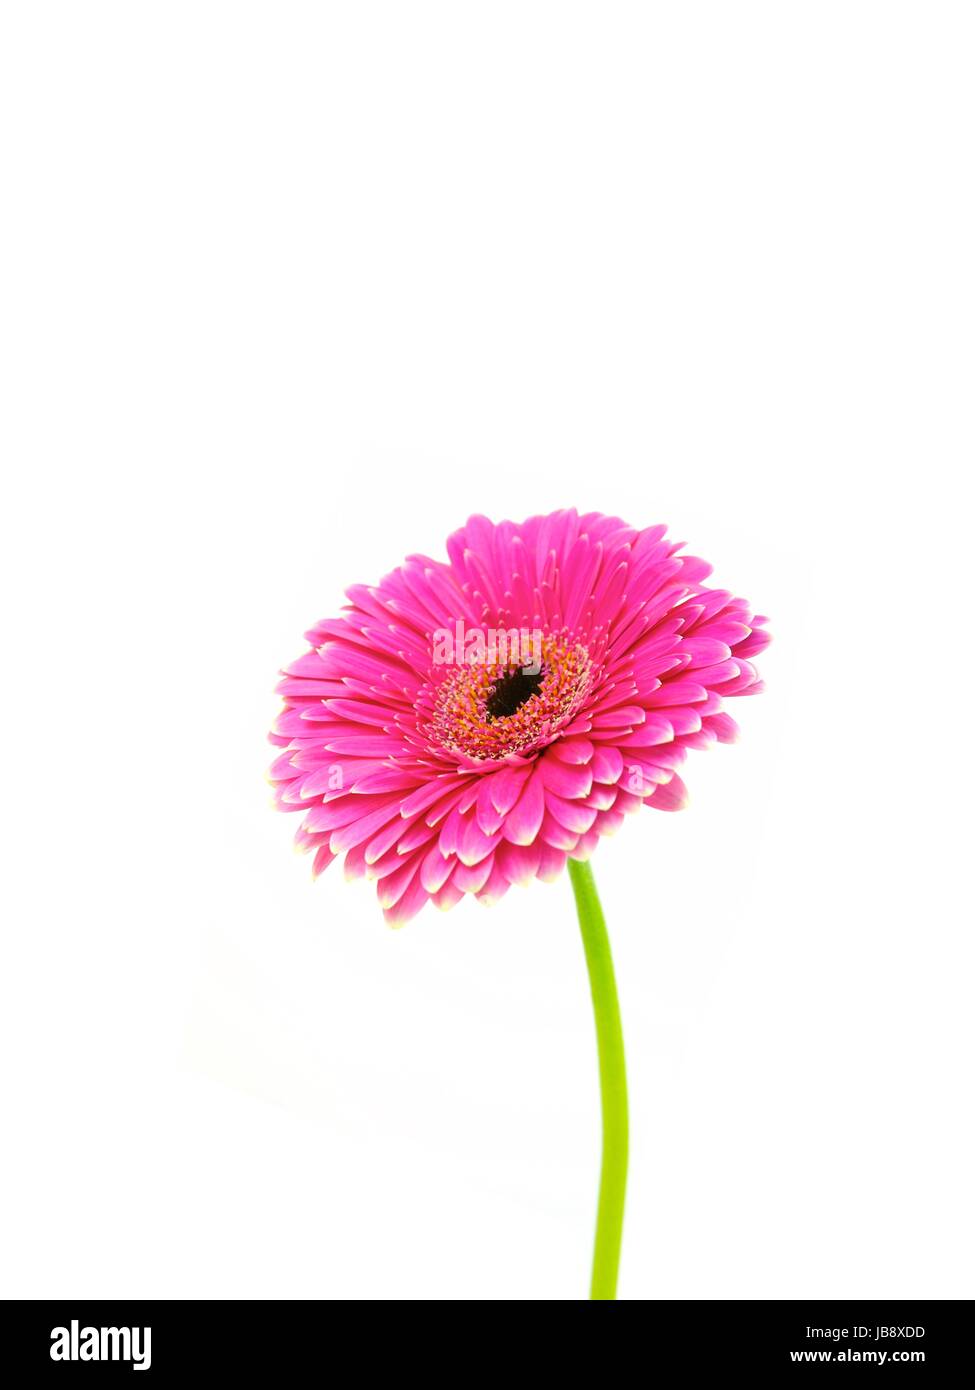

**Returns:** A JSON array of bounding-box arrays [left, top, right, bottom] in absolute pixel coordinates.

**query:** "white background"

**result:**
[[1, 3, 972, 1301]]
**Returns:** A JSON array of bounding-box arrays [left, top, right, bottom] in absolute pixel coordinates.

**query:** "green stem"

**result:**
[[568, 857, 628, 1301]]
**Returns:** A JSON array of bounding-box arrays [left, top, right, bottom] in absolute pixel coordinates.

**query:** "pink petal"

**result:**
[[502, 771, 545, 845]]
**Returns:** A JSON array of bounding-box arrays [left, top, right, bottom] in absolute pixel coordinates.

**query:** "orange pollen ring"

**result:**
[[427, 632, 594, 759]]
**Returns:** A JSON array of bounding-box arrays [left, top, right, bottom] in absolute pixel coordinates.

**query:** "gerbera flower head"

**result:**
[[269, 511, 769, 925]]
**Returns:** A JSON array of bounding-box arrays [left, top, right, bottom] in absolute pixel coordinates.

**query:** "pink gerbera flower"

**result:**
[[268, 510, 769, 926]]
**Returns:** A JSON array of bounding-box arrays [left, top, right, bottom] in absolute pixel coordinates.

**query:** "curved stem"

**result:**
[[568, 857, 628, 1301]]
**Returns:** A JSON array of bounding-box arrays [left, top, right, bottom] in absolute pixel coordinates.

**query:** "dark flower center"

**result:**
[[485, 666, 545, 720]]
